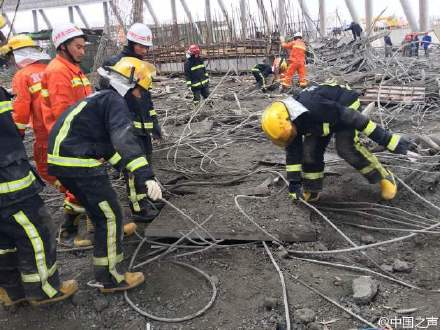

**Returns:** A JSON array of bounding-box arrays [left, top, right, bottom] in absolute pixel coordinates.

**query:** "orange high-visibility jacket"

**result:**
[[282, 39, 306, 64], [12, 62, 48, 141], [41, 54, 92, 131]]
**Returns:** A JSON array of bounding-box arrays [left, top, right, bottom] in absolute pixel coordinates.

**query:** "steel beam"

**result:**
[[32, 10, 39, 32], [143, 0, 159, 26], [102, 1, 110, 32], [74, 6, 90, 29], [38, 9, 52, 29], [68, 6, 74, 23]]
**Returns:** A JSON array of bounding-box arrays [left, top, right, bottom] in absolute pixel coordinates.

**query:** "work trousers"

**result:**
[[123, 135, 153, 214], [192, 85, 210, 104], [58, 175, 125, 286], [283, 61, 307, 87], [0, 196, 60, 301], [301, 107, 406, 192], [33, 139, 57, 185], [302, 130, 389, 192]]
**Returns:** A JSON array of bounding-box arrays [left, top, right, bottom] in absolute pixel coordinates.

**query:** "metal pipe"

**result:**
[[399, 0, 419, 31], [344, 0, 360, 24]]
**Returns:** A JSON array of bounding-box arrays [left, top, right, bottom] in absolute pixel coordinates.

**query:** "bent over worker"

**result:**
[[47, 57, 162, 292], [184, 44, 210, 105], [102, 23, 163, 222], [261, 83, 411, 202], [251, 59, 273, 92], [6, 35, 53, 184], [0, 86, 77, 306], [281, 32, 307, 89]]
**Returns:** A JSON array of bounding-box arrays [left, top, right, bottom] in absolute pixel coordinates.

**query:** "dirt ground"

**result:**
[[2, 64, 440, 330]]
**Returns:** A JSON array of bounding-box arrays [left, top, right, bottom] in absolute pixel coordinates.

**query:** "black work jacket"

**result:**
[[252, 63, 273, 77], [0, 88, 42, 208], [184, 56, 209, 89], [285, 84, 360, 182], [102, 47, 160, 138], [47, 89, 153, 185]]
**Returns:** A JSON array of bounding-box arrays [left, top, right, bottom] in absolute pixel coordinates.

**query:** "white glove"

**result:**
[[280, 36, 285, 43], [146, 180, 162, 201]]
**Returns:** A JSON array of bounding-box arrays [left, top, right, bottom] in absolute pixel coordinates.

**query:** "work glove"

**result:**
[[152, 125, 162, 140], [280, 36, 285, 43], [145, 180, 162, 201], [288, 182, 303, 201]]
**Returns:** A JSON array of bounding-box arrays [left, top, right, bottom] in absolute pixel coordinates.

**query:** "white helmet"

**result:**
[[127, 23, 153, 47], [52, 23, 85, 49], [293, 31, 303, 38]]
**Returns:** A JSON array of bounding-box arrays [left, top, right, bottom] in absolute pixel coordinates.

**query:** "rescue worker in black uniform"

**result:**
[[184, 44, 210, 105], [0, 86, 78, 306], [251, 58, 273, 92], [261, 82, 411, 202], [102, 23, 162, 222], [47, 57, 163, 292]]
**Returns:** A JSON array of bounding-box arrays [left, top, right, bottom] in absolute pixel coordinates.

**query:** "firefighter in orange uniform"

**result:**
[[6, 35, 54, 184], [281, 32, 307, 89]]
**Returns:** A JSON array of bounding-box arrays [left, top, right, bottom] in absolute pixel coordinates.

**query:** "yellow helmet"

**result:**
[[261, 101, 297, 147], [7, 34, 37, 52], [0, 14, 6, 29], [110, 56, 155, 90]]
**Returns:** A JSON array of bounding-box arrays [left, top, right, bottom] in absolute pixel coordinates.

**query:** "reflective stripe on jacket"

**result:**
[[12, 62, 49, 143], [41, 54, 92, 132]]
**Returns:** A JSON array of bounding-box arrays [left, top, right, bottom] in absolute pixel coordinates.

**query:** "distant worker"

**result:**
[[102, 23, 163, 222], [47, 57, 162, 293], [6, 35, 52, 184], [0, 86, 78, 306], [281, 32, 307, 89], [384, 34, 393, 57], [345, 22, 363, 41], [40, 23, 94, 248], [421, 32, 432, 57], [261, 83, 411, 202], [411, 33, 420, 57], [184, 44, 210, 106], [251, 58, 273, 92]]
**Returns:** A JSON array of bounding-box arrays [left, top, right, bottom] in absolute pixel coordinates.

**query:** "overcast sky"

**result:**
[[2, 0, 438, 33]]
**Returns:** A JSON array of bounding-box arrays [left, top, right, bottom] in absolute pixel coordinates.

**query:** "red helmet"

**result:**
[[188, 44, 200, 56]]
